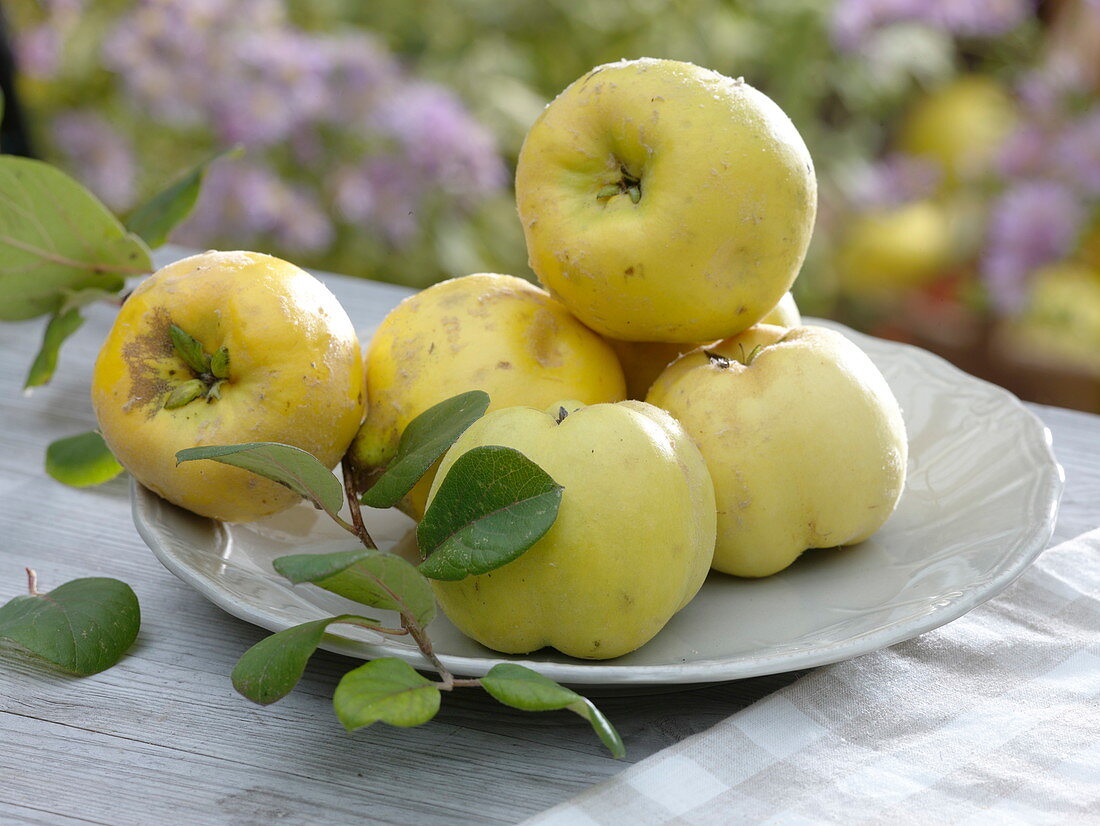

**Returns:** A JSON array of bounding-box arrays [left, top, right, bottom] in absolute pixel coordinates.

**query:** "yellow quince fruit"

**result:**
[[350, 273, 625, 517], [609, 291, 802, 399], [92, 250, 365, 522], [836, 200, 952, 293], [899, 75, 1016, 191], [647, 324, 907, 578], [516, 58, 817, 343], [428, 400, 716, 659]]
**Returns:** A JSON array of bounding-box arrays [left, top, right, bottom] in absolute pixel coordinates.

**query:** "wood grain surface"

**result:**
[[1, 252, 1097, 826]]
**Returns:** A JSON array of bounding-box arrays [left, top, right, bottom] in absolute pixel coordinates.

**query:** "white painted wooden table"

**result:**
[[2, 258, 1098, 826]]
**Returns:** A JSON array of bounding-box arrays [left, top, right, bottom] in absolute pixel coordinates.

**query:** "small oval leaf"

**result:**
[[417, 445, 563, 581], [163, 379, 205, 410], [481, 663, 625, 758], [175, 442, 344, 515], [360, 390, 490, 509], [209, 345, 230, 379], [274, 550, 436, 627], [125, 146, 242, 248], [45, 431, 125, 488], [333, 658, 441, 730], [168, 324, 209, 375], [0, 577, 140, 676], [24, 308, 84, 389], [231, 614, 376, 705], [0, 157, 151, 321]]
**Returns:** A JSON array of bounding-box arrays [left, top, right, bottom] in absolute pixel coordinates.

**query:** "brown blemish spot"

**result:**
[[593, 640, 601, 649], [624, 266, 634, 276], [527, 308, 564, 368], [496, 361, 512, 370], [121, 306, 178, 419]]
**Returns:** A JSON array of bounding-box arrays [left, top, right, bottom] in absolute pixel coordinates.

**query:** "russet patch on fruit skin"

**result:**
[[120, 306, 177, 417], [516, 57, 817, 344]]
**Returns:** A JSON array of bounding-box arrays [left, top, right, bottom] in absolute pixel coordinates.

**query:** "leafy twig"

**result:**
[[343, 460, 377, 549]]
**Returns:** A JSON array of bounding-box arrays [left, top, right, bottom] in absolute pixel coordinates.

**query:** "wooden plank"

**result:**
[[0, 803, 109, 825]]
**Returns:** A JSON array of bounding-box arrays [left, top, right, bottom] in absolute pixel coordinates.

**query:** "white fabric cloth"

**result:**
[[527, 528, 1100, 825]]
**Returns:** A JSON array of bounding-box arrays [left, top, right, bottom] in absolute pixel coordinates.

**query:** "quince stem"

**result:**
[[25, 567, 38, 597]]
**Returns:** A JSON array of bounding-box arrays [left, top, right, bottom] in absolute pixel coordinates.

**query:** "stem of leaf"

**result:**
[[403, 615, 450, 678], [25, 567, 38, 596], [336, 453, 445, 680], [438, 677, 482, 691], [342, 461, 377, 550], [339, 618, 409, 637]]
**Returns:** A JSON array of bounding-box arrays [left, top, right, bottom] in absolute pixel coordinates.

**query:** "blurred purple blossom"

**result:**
[[982, 181, 1085, 313], [15, 25, 61, 79], [94, 0, 505, 251], [372, 83, 507, 200], [51, 111, 136, 211], [175, 161, 332, 253], [1051, 110, 1100, 196], [850, 153, 941, 209], [832, 0, 1031, 50]]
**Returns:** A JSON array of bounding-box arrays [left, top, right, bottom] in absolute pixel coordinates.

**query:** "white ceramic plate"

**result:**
[[133, 320, 1064, 686]]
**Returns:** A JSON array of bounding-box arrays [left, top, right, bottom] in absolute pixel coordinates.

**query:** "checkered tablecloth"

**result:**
[[527, 528, 1100, 825]]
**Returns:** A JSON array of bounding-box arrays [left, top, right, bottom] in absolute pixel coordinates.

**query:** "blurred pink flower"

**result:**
[[850, 153, 941, 209], [51, 111, 136, 210], [96, 0, 504, 252], [982, 181, 1084, 313], [175, 161, 333, 253], [15, 25, 61, 79], [832, 0, 1031, 50]]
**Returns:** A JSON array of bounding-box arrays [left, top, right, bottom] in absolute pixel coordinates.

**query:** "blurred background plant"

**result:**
[[2, 0, 1099, 409]]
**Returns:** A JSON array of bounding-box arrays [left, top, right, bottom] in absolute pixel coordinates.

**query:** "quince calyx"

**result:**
[[166, 323, 230, 410]]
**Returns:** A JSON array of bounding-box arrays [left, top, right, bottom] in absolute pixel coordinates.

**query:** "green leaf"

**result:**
[[361, 390, 490, 509], [209, 345, 230, 379], [125, 147, 242, 248], [480, 663, 625, 759], [169, 324, 209, 375], [163, 378, 205, 410], [231, 614, 376, 705], [274, 550, 436, 626], [333, 658, 440, 730], [0, 576, 140, 676], [24, 308, 84, 388], [58, 286, 119, 315], [0, 157, 151, 321], [417, 445, 563, 581], [175, 442, 343, 515], [45, 431, 125, 488]]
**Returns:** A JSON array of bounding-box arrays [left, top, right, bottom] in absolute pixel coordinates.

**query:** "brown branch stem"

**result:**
[[25, 567, 39, 596], [342, 460, 377, 550], [438, 677, 482, 691], [340, 619, 409, 636], [403, 615, 449, 678]]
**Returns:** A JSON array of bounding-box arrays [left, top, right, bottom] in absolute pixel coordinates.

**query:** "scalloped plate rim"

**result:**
[[133, 319, 1064, 686]]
